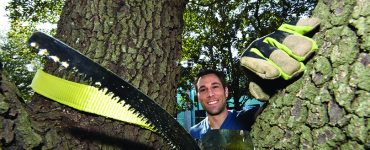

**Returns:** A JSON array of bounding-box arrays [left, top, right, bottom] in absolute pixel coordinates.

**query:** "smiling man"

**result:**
[[189, 18, 320, 148], [189, 69, 263, 141]]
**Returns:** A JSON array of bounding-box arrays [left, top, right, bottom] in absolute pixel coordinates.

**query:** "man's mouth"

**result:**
[[207, 100, 218, 105]]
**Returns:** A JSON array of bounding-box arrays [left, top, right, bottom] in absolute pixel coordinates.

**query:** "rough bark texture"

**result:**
[[251, 0, 370, 149], [2, 0, 186, 149], [0, 67, 44, 149]]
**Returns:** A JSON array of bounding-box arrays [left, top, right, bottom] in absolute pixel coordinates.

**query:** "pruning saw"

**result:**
[[28, 31, 200, 150]]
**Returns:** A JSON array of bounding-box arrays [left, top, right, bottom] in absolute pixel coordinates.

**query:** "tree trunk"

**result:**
[[251, 0, 369, 149], [1, 66, 44, 149], [1, 0, 186, 149]]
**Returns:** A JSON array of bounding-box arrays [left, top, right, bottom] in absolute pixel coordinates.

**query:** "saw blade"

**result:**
[[28, 31, 199, 150]]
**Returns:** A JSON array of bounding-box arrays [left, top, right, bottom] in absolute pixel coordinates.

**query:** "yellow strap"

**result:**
[[31, 69, 155, 132]]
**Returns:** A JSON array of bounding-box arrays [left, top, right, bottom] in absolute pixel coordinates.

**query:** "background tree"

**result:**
[[0, 0, 64, 100], [251, 0, 369, 149]]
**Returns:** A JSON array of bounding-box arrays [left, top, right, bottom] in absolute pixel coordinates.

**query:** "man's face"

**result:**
[[196, 73, 228, 116]]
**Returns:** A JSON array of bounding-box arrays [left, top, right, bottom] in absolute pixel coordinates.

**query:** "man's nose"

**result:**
[[207, 89, 215, 97]]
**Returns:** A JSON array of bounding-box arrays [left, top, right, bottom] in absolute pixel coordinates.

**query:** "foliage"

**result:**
[[0, 0, 64, 100], [176, 88, 194, 112], [179, 0, 317, 110]]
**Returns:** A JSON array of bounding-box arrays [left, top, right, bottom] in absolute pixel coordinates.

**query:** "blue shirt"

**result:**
[[189, 104, 262, 140]]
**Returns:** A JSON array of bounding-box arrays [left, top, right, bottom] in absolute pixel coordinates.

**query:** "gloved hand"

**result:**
[[240, 18, 321, 100]]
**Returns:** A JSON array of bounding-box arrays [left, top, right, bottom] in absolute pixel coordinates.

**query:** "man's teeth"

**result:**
[[208, 100, 218, 105]]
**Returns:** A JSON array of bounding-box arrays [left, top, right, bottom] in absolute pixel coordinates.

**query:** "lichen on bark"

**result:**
[[1, 71, 42, 149], [251, 0, 370, 149]]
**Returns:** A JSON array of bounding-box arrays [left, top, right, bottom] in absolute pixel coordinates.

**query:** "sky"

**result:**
[[0, 0, 10, 43], [0, 0, 56, 45]]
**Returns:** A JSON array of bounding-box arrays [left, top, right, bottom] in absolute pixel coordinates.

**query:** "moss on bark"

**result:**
[[251, 0, 370, 149]]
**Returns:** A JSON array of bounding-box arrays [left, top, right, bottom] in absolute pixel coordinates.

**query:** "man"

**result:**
[[189, 18, 320, 148], [189, 69, 263, 141], [27, 16, 319, 149]]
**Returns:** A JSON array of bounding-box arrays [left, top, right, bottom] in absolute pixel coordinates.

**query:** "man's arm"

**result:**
[[236, 101, 265, 131]]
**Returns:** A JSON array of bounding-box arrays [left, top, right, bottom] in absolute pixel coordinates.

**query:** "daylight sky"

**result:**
[[0, 0, 10, 39], [0, 0, 56, 44]]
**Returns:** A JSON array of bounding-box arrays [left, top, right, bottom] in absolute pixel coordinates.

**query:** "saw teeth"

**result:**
[[80, 73, 88, 81], [86, 77, 93, 85], [117, 98, 125, 104], [94, 82, 102, 87], [112, 96, 120, 102], [60, 61, 69, 68], [30, 42, 39, 48], [165, 139, 176, 150], [101, 88, 109, 95], [145, 120, 153, 127], [71, 67, 79, 74], [171, 144, 177, 150], [48, 56, 60, 62], [107, 92, 115, 98], [136, 113, 144, 119], [131, 109, 139, 115], [122, 102, 130, 109], [38, 48, 49, 56]]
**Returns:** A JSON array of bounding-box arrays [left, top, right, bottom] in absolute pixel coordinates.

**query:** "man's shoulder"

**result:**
[[238, 103, 264, 116], [189, 118, 208, 139], [190, 118, 207, 132]]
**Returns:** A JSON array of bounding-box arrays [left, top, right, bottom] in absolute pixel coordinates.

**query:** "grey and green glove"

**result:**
[[240, 18, 321, 100]]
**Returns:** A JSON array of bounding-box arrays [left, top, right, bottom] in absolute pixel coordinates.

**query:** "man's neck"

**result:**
[[207, 110, 228, 129]]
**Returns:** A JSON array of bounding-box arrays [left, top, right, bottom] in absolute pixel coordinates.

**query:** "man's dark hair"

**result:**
[[194, 69, 227, 91]]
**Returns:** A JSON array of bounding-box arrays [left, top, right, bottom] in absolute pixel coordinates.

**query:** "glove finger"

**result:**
[[241, 41, 305, 80], [278, 17, 321, 35], [266, 31, 318, 61], [296, 17, 321, 32], [249, 82, 269, 101], [283, 35, 317, 60], [268, 47, 305, 79], [240, 49, 280, 79]]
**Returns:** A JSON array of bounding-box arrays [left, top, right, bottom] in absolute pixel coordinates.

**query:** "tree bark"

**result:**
[[0, 66, 44, 149], [251, 0, 370, 149], [2, 0, 186, 149]]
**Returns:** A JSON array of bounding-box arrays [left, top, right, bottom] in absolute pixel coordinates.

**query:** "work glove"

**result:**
[[240, 18, 321, 101]]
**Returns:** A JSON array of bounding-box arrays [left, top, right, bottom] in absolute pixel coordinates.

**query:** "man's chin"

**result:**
[[206, 108, 226, 116]]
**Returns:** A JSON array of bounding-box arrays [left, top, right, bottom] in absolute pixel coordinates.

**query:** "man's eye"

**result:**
[[212, 85, 220, 89], [199, 89, 206, 92]]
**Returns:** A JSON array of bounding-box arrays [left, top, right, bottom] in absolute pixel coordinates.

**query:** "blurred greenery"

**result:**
[[0, 0, 316, 108], [0, 0, 64, 100]]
